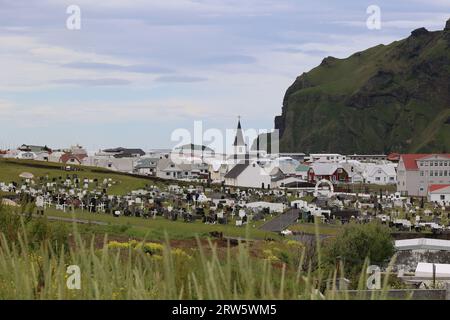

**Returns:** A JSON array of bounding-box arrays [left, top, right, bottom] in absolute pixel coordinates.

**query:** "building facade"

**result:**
[[397, 154, 450, 196]]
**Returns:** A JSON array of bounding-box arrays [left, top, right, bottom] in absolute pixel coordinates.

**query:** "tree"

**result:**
[[324, 221, 394, 276]]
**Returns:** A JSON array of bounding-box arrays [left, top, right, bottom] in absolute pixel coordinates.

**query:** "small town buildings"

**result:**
[[101, 147, 145, 158], [83, 157, 136, 173], [59, 153, 87, 165], [134, 157, 158, 176], [308, 163, 349, 183], [397, 154, 450, 196], [224, 162, 271, 189], [347, 154, 387, 162], [293, 164, 310, 180], [364, 162, 397, 185], [307, 153, 346, 163], [156, 158, 208, 181], [34, 151, 50, 162], [428, 184, 450, 205], [172, 144, 215, 160], [18, 144, 52, 153], [16, 151, 36, 160]]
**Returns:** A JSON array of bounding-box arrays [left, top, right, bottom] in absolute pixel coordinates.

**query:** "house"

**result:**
[[59, 153, 87, 165], [339, 160, 365, 183], [16, 151, 36, 160], [156, 158, 209, 181], [35, 151, 50, 162], [224, 162, 271, 189], [172, 144, 215, 160], [397, 154, 450, 196], [134, 157, 159, 176], [18, 144, 52, 153], [307, 153, 346, 163], [308, 163, 349, 183], [208, 160, 231, 183], [347, 154, 387, 162], [428, 184, 450, 205], [364, 162, 397, 185], [48, 151, 65, 163], [83, 157, 136, 173]]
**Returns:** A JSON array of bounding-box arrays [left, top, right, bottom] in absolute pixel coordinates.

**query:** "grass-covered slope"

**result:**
[[276, 20, 450, 154]]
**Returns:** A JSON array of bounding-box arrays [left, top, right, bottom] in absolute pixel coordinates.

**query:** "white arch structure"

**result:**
[[314, 179, 334, 197]]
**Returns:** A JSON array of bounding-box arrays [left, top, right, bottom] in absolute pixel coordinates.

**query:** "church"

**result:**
[[224, 118, 272, 189]]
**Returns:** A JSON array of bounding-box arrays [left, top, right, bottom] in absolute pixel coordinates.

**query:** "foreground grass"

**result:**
[[0, 205, 399, 300]]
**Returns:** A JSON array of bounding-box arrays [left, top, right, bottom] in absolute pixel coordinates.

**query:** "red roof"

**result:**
[[59, 153, 86, 164], [400, 154, 450, 170], [387, 153, 400, 161], [429, 184, 450, 192]]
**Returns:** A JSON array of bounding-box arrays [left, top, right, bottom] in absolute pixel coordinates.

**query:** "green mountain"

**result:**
[[275, 19, 450, 154]]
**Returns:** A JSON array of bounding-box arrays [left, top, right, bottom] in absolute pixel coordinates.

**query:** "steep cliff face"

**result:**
[[275, 20, 450, 154]]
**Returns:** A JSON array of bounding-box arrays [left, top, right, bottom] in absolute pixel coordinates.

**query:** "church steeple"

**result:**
[[232, 116, 248, 163], [233, 116, 246, 147]]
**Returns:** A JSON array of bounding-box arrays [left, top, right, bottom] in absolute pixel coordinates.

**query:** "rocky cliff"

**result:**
[[275, 19, 450, 154]]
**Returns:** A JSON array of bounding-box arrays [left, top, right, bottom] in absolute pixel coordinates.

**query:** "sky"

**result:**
[[0, 0, 449, 152]]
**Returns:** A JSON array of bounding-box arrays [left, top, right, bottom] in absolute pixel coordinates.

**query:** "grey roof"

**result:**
[[135, 158, 158, 169], [224, 163, 249, 179], [103, 147, 145, 157]]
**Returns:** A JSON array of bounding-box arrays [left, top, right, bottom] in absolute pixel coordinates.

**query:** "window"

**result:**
[[420, 171, 424, 176], [439, 171, 443, 176], [430, 162, 433, 166], [430, 171, 434, 176]]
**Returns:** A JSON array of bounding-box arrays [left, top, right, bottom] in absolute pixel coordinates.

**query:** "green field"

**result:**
[[44, 208, 277, 240], [0, 158, 157, 195]]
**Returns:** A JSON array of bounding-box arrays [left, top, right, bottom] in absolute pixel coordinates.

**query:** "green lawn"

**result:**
[[44, 208, 277, 240], [0, 158, 158, 195]]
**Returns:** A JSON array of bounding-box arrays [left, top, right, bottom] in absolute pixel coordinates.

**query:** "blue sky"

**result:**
[[0, 0, 449, 151]]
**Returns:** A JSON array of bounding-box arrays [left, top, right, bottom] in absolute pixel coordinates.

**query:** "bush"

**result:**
[[324, 222, 394, 277]]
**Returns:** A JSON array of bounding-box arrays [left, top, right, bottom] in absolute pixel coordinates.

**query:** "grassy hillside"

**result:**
[[0, 158, 154, 195], [275, 21, 450, 154]]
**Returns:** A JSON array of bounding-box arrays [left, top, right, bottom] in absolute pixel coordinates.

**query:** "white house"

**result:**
[[428, 184, 450, 205], [224, 162, 271, 189], [307, 153, 346, 163], [364, 162, 397, 185], [16, 151, 36, 160]]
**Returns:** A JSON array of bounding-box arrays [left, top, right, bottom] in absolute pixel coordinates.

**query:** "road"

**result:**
[[259, 209, 300, 232]]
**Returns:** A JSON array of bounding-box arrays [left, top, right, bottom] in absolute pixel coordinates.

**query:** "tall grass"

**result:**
[[0, 205, 393, 300]]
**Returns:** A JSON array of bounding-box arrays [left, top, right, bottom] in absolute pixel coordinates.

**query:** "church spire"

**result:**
[[233, 116, 246, 147]]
